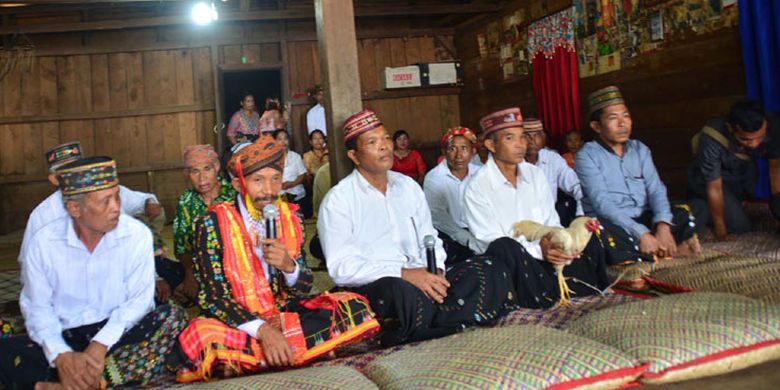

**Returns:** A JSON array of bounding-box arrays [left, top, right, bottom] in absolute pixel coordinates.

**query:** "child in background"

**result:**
[[562, 130, 583, 169]]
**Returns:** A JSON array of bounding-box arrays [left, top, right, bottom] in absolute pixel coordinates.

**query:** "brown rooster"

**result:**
[[511, 216, 601, 306]]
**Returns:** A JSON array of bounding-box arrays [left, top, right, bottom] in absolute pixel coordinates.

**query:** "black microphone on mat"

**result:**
[[263, 204, 279, 240], [424, 235, 437, 274]]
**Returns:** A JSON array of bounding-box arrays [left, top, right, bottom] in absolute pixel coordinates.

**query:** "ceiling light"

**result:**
[[192, 1, 218, 26]]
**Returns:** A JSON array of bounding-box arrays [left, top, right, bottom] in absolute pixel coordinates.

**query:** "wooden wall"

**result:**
[[282, 34, 460, 169], [455, 0, 746, 197], [0, 19, 460, 234]]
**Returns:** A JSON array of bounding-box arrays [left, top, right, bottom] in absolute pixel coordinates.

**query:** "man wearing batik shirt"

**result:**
[[175, 136, 379, 382], [173, 144, 237, 303], [464, 108, 610, 309], [319, 109, 517, 347], [577, 86, 702, 264], [423, 126, 481, 265], [0, 157, 188, 389]]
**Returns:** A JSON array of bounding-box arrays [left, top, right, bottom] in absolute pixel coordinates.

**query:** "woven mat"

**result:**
[[496, 292, 639, 328], [647, 255, 780, 303], [0, 270, 20, 306]]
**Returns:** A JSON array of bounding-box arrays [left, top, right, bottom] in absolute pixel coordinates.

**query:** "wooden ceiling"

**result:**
[[0, 0, 503, 35]]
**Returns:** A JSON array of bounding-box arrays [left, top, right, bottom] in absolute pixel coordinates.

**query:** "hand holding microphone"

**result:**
[[261, 204, 296, 273]]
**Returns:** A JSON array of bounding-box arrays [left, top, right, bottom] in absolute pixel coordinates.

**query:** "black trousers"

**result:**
[[350, 259, 517, 347], [555, 190, 578, 227], [688, 179, 762, 234], [596, 201, 703, 265], [437, 230, 475, 267], [485, 237, 609, 310], [0, 304, 186, 390]]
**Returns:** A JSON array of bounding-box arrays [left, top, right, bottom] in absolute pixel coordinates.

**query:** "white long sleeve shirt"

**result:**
[[19, 185, 159, 263], [534, 148, 584, 216], [318, 170, 446, 287], [464, 155, 560, 258], [20, 214, 155, 366], [423, 160, 481, 252], [235, 196, 300, 338], [306, 103, 327, 136]]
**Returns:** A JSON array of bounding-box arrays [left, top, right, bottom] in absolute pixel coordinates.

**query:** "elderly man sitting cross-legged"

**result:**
[[174, 136, 379, 382], [318, 109, 517, 347], [0, 157, 188, 390]]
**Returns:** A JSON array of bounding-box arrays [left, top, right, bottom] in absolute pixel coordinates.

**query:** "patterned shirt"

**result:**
[[173, 177, 237, 257]]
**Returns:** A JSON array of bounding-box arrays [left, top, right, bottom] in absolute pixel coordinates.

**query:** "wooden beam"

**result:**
[[218, 62, 284, 72], [288, 87, 462, 106], [0, 162, 185, 185], [0, 3, 497, 34], [31, 27, 455, 57], [0, 103, 212, 125], [316, 0, 362, 183]]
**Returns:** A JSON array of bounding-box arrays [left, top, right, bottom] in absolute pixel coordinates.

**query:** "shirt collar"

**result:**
[[354, 169, 398, 195], [595, 138, 634, 156], [485, 154, 529, 190], [65, 214, 129, 251], [440, 160, 474, 182]]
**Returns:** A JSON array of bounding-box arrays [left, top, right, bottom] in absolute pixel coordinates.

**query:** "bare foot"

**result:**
[[676, 237, 702, 258], [35, 382, 64, 390]]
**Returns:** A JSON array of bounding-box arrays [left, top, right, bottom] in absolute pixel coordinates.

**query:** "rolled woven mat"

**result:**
[[563, 292, 780, 385], [606, 251, 721, 290], [646, 255, 780, 303]]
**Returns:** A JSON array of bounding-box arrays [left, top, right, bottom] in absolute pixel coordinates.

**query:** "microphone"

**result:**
[[424, 235, 437, 274], [263, 204, 279, 240]]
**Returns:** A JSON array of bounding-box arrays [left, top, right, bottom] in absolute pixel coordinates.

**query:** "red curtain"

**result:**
[[532, 49, 581, 152]]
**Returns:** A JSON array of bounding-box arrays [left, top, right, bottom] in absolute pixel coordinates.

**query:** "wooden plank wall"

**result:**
[[0, 21, 460, 234], [455, 1, 745, 197], [282, 36, 460, 169], [0, 48, 216, 234]]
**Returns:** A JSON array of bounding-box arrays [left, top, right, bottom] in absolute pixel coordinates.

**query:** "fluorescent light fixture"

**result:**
[[192, 1, 218, 25]]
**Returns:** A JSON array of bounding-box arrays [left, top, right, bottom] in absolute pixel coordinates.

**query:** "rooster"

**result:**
[[511, 216, 601, 306]]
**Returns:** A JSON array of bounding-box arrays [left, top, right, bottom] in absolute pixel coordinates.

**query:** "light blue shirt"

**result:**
[[575, 139, 673, 239]]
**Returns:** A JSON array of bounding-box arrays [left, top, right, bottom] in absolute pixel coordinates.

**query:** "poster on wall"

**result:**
[[572, 0, 739, 75]]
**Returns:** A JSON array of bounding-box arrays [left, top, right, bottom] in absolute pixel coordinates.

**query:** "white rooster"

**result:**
[[511, 216, 601, 306]]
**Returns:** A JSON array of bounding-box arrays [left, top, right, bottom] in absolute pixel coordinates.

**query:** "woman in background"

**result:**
[[226, 92, 260, 145], [391, 129, 427, 184]]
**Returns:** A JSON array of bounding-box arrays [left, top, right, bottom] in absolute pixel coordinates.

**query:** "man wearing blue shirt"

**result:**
[[576, 86, 702, 264]]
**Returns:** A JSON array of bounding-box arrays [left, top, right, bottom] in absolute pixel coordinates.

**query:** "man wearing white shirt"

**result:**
[[319, 109, 517, 347], [0, 157, 188, 389], [464, 108, 608, 310], [523, 118, 584, 226], [423, 126, 481, 265], [19, 141, 180, 304], [306, 85, 327, 137], [174, 136, 378, 382]]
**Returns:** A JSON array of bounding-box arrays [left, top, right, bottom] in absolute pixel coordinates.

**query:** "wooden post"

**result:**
[[315, 0, 362, 183]]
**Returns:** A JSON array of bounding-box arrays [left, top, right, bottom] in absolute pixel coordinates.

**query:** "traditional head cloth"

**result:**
[[57, 156, 118, 196], [46, 141, 83, 171], [343, 109, 383, 143], [183, 144, 218, 168], [227, 135, 285, 179], [588, 85, 625, 115], [441, 126, 477, 149], [523, 118, 544, 133], [479, 108, 523, 138]]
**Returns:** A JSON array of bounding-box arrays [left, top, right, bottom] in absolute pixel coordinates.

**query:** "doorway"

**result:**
[[219, 68, 283, 154]]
